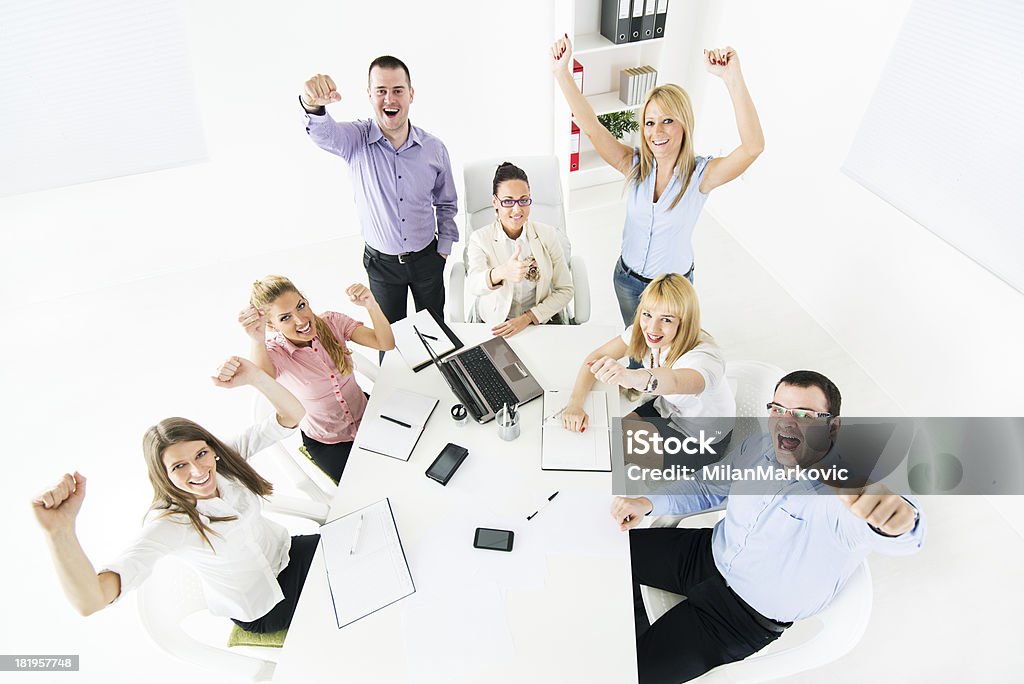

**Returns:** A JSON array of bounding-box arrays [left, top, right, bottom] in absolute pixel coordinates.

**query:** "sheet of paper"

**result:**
[[392, 309, 457, 369], [401, 581, 514, 684], [541, 390, 611, 471], [410, 510, 546, 594], [321, 498, 415, 628], [533, 489, 628, 557], [356, 390, 438, 461]]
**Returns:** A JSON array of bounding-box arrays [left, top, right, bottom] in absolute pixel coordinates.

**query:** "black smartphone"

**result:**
[[425, 443, 469, 486], [473, 527, 514, 552]]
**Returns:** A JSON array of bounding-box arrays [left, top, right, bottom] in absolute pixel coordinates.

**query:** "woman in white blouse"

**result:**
[[562, 273, 735, 459], [32, 357, 312, 634], [466, 161, 574, 338]]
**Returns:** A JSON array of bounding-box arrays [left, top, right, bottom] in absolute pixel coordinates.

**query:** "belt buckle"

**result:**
[[398, 251, 411, 264]]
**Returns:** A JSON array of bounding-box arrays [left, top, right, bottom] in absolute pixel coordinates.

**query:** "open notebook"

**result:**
[[391, 308, 462, 371], [321, 498, 415, 629], [541, 390, 611, 471], [355, 390, 438, 461]]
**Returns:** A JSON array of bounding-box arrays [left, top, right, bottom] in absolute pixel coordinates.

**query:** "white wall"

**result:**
[[661, 0, 1024, 416], [1, 0, 556, 305]]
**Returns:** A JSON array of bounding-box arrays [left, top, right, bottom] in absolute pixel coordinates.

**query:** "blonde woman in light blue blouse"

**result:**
[[551, 35, 764, 324]]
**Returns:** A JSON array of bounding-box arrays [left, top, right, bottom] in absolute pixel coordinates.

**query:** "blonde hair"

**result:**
[[626, 273, 703, 367], [250, 275, 352, 376], [143, 418, 274, 550], [627, 84, 697, 210]]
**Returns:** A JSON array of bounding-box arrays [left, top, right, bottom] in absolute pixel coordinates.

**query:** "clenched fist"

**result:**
[[302, 73, 342, 108]]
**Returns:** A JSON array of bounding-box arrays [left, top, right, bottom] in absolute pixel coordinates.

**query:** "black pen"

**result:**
[[381, 415, 411, 428], [421, 333, 439, 341], [527, 491, 560, 521]]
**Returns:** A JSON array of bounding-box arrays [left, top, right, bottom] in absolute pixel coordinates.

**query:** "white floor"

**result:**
[[4, 185, 1021, 682]]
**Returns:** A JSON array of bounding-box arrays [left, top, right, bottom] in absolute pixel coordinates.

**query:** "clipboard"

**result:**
[[320, 498, 415, 629], [541, 390, 612, 472], [391, 308, 464, 372]]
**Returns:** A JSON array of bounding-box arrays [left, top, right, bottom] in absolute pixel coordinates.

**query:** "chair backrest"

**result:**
[[724, 361, 786, 446], [137, 557, 276, 682], [463, 155, 566, 234]]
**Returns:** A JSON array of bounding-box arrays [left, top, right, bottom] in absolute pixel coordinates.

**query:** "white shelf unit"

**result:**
[[554, 0, 669, 199]]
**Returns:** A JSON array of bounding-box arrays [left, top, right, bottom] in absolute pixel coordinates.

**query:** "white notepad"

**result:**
[[321, 498, 415, 629], [391, 309, 459, 371], [356, 390, 438, 461], [541, 390, 611, 471]]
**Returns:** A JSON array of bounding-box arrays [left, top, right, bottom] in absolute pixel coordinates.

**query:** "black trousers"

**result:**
[[232, 534, 320, 634], [362, 239, 446, 325], [629, 527, 785, 684], [301, 431, 354, 485]]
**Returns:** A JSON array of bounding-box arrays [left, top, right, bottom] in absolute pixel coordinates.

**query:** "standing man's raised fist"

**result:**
[[302, 73, 342, 109]]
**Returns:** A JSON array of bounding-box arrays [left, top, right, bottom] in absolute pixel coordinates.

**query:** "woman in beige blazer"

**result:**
[[466, 162, 574, 338]]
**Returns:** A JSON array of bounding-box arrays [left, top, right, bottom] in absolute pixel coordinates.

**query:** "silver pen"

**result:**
[[349, 514, 364, 555]]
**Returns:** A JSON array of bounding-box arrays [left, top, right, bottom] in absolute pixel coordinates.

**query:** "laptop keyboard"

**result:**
[[458, 346, 519, 413]]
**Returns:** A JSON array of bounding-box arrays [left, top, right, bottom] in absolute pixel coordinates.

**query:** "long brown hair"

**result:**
[[626, 273, 703, 367], [250, 275, 352, 375], [627, 84, 697, 210], [142, 418, 274, 550]]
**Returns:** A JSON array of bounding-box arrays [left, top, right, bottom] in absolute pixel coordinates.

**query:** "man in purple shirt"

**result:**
[[299, 56, 458, 325]]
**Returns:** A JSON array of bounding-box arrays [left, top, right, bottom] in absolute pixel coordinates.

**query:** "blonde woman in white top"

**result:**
[[466, 162, 574, 337], [31, 357, 314, 634], [563, 273, 734, 457]]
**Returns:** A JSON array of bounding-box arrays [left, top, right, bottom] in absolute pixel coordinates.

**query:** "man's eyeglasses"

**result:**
[[766, 403, 833, 421], [495, 196, 533, 208]]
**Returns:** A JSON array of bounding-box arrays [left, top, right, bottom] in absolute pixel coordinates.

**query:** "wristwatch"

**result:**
[[643, 369, 659, 393]]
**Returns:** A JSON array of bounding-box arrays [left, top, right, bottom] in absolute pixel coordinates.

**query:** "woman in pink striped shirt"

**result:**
[[241, 276, 395, 484]]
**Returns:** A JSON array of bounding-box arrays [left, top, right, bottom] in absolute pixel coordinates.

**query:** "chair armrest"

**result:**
[[569, 255, 590, 324], [349, 349, 379, 384], [447, 261, 467, 323], [264, 494, 329, 524]]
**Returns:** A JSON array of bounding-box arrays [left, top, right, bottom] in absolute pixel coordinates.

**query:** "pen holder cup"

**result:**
[[495, 407, 520, 442]]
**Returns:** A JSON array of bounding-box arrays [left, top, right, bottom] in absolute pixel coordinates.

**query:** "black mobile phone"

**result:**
[[425, 443, 469, 486], [473, 527, 514, 552]]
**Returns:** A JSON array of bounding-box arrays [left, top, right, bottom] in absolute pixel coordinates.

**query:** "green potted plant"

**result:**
[[597, 110, 639, 140]]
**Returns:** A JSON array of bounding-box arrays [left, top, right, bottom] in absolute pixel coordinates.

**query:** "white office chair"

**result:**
[[250, 348, 380, 504], [641, 533, 873, 684], [136, 498, 328, 683], [725, 360, 785, 447], [447, 155, 591, 325]]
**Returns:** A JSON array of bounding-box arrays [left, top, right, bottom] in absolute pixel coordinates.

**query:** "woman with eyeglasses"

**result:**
[[551, 35, 764, 325], [465, 161, 574, 338]]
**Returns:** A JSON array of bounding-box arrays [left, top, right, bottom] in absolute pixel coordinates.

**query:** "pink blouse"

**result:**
[[265, 311, 367, 444]]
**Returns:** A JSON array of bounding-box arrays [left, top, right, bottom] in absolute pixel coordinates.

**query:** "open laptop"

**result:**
[[414, 326, 543, 423]]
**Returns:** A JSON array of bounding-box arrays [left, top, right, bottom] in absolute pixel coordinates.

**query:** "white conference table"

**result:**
[[275, 323, 638, 684]]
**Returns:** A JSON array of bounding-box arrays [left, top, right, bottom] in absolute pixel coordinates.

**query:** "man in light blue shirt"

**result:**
[[613, 370, 925, 684]]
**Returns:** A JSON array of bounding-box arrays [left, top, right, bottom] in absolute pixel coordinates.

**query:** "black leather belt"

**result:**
[[365, 238, 437, 264], [619, 257, 694, 284], [726, 584, 791, 634]]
